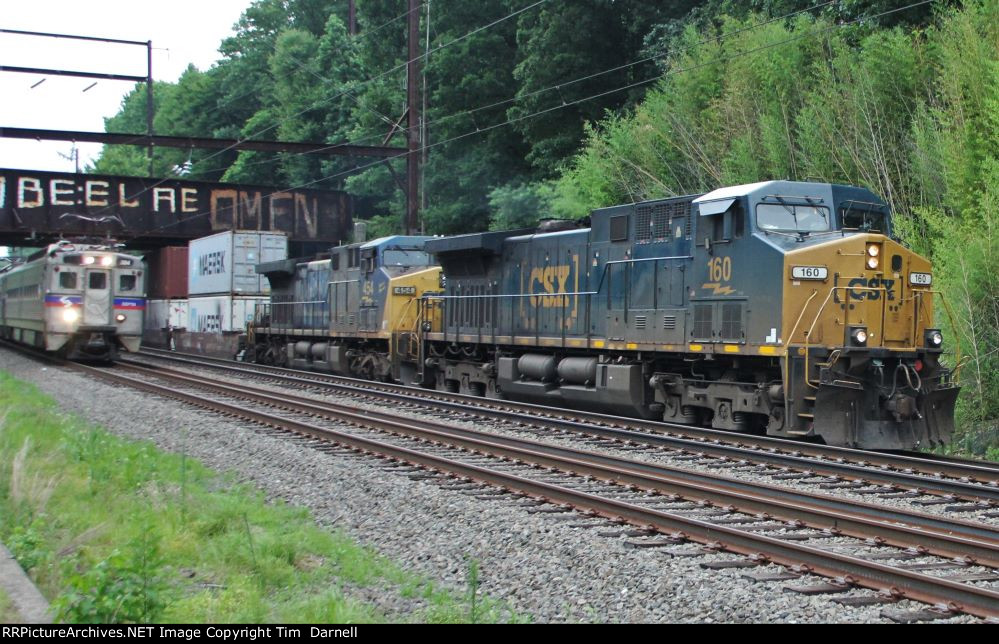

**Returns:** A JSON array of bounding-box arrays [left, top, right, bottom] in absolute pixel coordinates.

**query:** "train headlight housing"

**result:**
[[925, 328, 943, 348], [865, 244, 881, 270], [63, 308, 79, 323], [100, 255, 114, 267], [82, 256, 96, 265], [115, 313, 127, 323], [849, 325, 868, 347]]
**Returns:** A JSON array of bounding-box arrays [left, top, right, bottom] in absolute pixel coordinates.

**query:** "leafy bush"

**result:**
[[54, 530, 169, 624]]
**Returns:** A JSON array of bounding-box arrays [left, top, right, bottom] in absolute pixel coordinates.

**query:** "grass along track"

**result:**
[[0, 362, 522, 623]]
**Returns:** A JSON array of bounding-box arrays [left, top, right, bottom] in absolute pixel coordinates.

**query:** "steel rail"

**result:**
[[74, 360, 999, 619], [115, 360, 999, 562], [135, 350, 999, 501]]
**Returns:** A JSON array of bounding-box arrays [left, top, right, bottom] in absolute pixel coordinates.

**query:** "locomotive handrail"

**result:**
[[420, 254, 693, 302], [782, 289, 820, 407], [800, 284, 888, 390]]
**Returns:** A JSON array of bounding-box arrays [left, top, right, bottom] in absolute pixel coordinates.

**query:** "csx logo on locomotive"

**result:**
[[529, 264, 572, 308], [834, 275, 896, 302], [526, 255, 580, 323]]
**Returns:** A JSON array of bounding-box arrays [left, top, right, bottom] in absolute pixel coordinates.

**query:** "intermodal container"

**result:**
[[145, 299, 189, 331], [145, 246, 188, 299], [188, 295, 268, 333], [188, 231, 287, 296]]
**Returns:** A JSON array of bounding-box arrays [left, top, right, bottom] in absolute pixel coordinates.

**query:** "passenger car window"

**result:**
[[88, 272, 107, 289]]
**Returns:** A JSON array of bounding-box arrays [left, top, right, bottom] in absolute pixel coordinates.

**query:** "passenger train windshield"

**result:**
[[383, 248, 432, 266], [756, 203, 831, 233]]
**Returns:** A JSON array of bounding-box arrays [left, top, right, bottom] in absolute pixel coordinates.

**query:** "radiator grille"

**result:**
[[634, 315, 647, 330], [635, 207, 652, 241], [720, 303, 743, 340], [663, 315, 676, 330], [693, 304, 712, 339]]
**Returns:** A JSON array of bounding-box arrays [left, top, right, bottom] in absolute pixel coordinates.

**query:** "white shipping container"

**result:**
[[188, 295, 268, 333], [188, 230, 288, 296], [145, 299, 189, 331]]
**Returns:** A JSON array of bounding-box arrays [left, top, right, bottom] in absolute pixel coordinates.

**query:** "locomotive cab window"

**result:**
[[698, 199, 743, 243], [383, 248, 431, 267], [756, 203, 830, 233], [360, 248, 376, 273], [119, 274, 137, 292], [839, 206, 888, 234], [58, 272, 78, 289]]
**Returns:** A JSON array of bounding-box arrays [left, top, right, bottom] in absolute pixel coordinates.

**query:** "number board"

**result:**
[[791, 266, 828, 280]]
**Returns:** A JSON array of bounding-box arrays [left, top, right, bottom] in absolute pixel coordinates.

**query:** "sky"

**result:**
[[1, 0, 253, 173]]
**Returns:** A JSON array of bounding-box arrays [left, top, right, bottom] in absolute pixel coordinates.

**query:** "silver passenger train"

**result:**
[[0, 242, 146, 360]]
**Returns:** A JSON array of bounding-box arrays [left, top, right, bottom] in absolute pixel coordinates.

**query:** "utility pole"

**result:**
[[406, 0, 422, 235], [348, 0, 357, 35], [146, 40, 154, 176]]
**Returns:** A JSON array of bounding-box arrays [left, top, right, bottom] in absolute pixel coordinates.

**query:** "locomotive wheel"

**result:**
[[664, 395, 699, 425]]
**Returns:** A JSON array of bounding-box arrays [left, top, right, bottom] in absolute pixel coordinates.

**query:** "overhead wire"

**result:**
[[81, 0, 550, 217]]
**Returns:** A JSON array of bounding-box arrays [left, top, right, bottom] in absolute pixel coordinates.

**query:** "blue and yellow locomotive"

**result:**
[[248, 235, 440, 383], [423, 181, 959, 450]]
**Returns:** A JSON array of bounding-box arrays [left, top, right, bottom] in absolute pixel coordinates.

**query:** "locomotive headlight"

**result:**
[[925, 328, 943, 348], [63, 309, 79, 323], [865, 243, 880, 270], [849, 325, 868, 346], [82, 256, 96, 265], [115, 313, 127, 323], [100, 255, 114, 267]]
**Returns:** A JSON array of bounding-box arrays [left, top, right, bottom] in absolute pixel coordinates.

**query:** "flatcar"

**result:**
[[0, 242, 146, 360], [422, 181, 959, 450]]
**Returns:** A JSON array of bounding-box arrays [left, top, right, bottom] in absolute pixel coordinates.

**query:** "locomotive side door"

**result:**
[[83, 269, 112, 326], [605, 213, 631, 341]]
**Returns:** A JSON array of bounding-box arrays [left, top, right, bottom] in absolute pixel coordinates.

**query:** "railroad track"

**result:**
[[135, 348, 999, 508], [49, 352, 999, 620]]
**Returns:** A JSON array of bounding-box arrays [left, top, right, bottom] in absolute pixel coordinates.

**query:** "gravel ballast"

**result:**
[[0, 347, 981, 623]]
